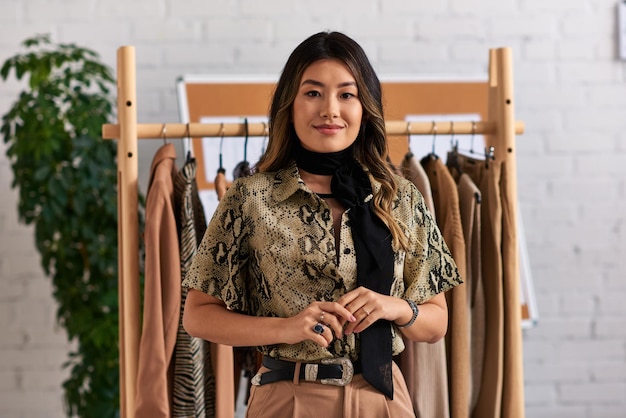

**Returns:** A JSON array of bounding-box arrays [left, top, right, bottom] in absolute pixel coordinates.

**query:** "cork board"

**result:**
[[177, 78, 488, 191]]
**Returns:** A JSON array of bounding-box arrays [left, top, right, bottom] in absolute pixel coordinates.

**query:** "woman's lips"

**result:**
[[315, 124, 343, 134]]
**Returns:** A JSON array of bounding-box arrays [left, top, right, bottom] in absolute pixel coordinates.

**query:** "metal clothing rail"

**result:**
[[104, 45, 525, 418]]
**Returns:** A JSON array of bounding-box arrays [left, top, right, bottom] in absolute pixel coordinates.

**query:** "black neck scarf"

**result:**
[[295, 142, 395, 399]]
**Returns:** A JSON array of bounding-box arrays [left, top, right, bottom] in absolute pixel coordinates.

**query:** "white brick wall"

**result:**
[[1, 0, 624, 417]]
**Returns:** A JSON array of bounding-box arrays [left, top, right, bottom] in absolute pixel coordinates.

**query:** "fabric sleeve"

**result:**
[[401, 181, 463, 304], [182, 180, 250, 313]]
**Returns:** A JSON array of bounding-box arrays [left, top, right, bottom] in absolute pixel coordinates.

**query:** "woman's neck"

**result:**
[[298, 168, 332, 194]]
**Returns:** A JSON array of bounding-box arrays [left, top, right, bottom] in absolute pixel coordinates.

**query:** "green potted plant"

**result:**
[[1, 34, 144, 417]]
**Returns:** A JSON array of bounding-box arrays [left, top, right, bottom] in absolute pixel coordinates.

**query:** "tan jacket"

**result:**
[[136, 143, 181, 417]]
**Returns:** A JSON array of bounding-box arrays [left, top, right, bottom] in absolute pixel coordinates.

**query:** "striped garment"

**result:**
[[172, 158, 215, 417]]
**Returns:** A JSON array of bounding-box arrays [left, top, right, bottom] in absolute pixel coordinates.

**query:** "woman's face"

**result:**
[[292, 58, 363, 154]]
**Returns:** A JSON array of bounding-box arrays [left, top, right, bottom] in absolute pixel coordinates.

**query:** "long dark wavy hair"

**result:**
[[256, 31, 407, 250]]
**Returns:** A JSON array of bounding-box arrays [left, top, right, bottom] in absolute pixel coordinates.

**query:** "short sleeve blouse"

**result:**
[[183, 162, 462, 362]]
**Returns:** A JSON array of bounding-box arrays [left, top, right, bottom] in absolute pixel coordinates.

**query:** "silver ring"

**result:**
[[312, 323, 325, 334], [363, 308, 371, 316], [320, 311, 325, 322]]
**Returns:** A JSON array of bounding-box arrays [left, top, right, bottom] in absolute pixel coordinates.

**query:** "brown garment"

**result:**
[[246, 362, 415, 418], [399, 152, 450, 418], [421, 156, 470, 418], [456, 155, 504, 418], [215, 169, 228, 201], [401, 152, 436, 217], [457, 173, 486, 412], [500, 162, 525, 418], [211, 344, 235, 418], [135, 143, 182, 417]]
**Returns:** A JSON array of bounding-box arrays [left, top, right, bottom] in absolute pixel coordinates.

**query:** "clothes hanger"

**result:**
[[484, 145, 495, 168], [214, 122, 228, 200], [445, 121, 464, 177], [420, 121, 439, 164], [184, 123, 193, 163], [404, 121, 415, 159], [161, 123, 167, 145], [448, 120, 496, 168], [217, 122, 225, 174], [233, 118, 252, 179], [260, 121, 268, 155]]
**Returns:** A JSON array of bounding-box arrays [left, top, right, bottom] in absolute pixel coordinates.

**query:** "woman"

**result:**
[[183, 31, 462, 417]]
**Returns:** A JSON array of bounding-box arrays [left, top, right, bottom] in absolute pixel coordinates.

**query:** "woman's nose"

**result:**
[[320, 97, 339, 119]]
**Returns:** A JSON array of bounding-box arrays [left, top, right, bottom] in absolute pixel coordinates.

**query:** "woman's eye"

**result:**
[[341, 92, 356, 99], [306, 90, 321, 97]]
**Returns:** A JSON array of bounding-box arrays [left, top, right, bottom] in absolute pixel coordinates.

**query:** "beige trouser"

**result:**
[[245, 362, 415, 418]]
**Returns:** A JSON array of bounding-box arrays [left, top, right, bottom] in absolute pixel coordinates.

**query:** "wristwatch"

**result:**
[[396, 299, 419, 328]]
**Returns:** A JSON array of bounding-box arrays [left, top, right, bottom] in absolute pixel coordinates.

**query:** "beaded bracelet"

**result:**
[[396, 299, 419, 328]]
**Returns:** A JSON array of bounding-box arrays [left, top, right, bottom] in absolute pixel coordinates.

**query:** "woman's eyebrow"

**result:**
[[300, 79, 357, 88]]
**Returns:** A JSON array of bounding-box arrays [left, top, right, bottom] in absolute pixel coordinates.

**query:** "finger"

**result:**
[[320, 312, 349, 340], [343, 305, 376, 335], [311, 323, 331, 347], [335, 287, 364, 307], [318, 302, 356, 324], [319, 303, 358, 338]]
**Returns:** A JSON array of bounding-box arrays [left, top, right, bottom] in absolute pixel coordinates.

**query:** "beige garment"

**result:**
[[215, 169, 228, 201], [136, 143, 181, 417], [401, 152, 436, 216], [422, 156, 469, 418], [399, 152, 450, 418], [500, 162, 525, 418], [212, 344, 235, 418], [457, 173, 486, 412], [456, 155, 504, 418], [246, 362, 415, 418]]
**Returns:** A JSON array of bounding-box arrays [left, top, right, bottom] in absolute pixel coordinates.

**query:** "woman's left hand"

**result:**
[[336, 286, 407, 335]]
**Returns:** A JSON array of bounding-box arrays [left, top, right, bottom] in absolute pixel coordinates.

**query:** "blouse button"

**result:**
[[343, 248, 351, 254]]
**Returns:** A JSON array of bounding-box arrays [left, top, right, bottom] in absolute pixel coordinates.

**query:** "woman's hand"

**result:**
[[336, 286, 408, 334], [336, 288, 449, 343], [284, 301, 357, 348]]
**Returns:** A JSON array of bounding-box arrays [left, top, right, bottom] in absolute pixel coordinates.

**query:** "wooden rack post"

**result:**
[[486, 47, 525, 416], [115, 46, 140, 418], [104, 46, 524, 418]]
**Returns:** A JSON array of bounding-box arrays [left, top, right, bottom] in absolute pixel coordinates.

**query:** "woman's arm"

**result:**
[[183, 288, 356, 348], [393, 293, 448, 343], [337, 288, 448, 343]]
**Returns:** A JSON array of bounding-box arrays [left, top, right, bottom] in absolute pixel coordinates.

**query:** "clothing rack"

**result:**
[[102, 46, 524, 418]]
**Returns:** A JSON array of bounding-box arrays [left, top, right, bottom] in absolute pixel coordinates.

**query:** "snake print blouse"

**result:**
[[183, 161, 462, 362]]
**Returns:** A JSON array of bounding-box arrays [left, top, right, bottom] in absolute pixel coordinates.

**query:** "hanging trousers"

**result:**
[[500, 161, 526, 418], [457, 173, 486, 412], [422, 157, 470, 418], [399, 153, 450, 418], [456, 155, 504, 418]]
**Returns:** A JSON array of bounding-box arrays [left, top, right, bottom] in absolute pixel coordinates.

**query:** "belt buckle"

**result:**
[[320, 357, 353, 386]]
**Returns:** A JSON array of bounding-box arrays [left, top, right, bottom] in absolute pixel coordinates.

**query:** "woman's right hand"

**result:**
[[184, 290, 357, 348], [284, 301, 356, 348]]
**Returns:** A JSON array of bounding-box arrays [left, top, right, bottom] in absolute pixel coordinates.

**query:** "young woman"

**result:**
[[183, 31, 462, 417]]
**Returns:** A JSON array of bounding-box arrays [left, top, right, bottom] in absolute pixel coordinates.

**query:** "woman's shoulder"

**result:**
[[393, 173, 421, 196], [228, 164, 300, 200], [392, 174, 430, 213]]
